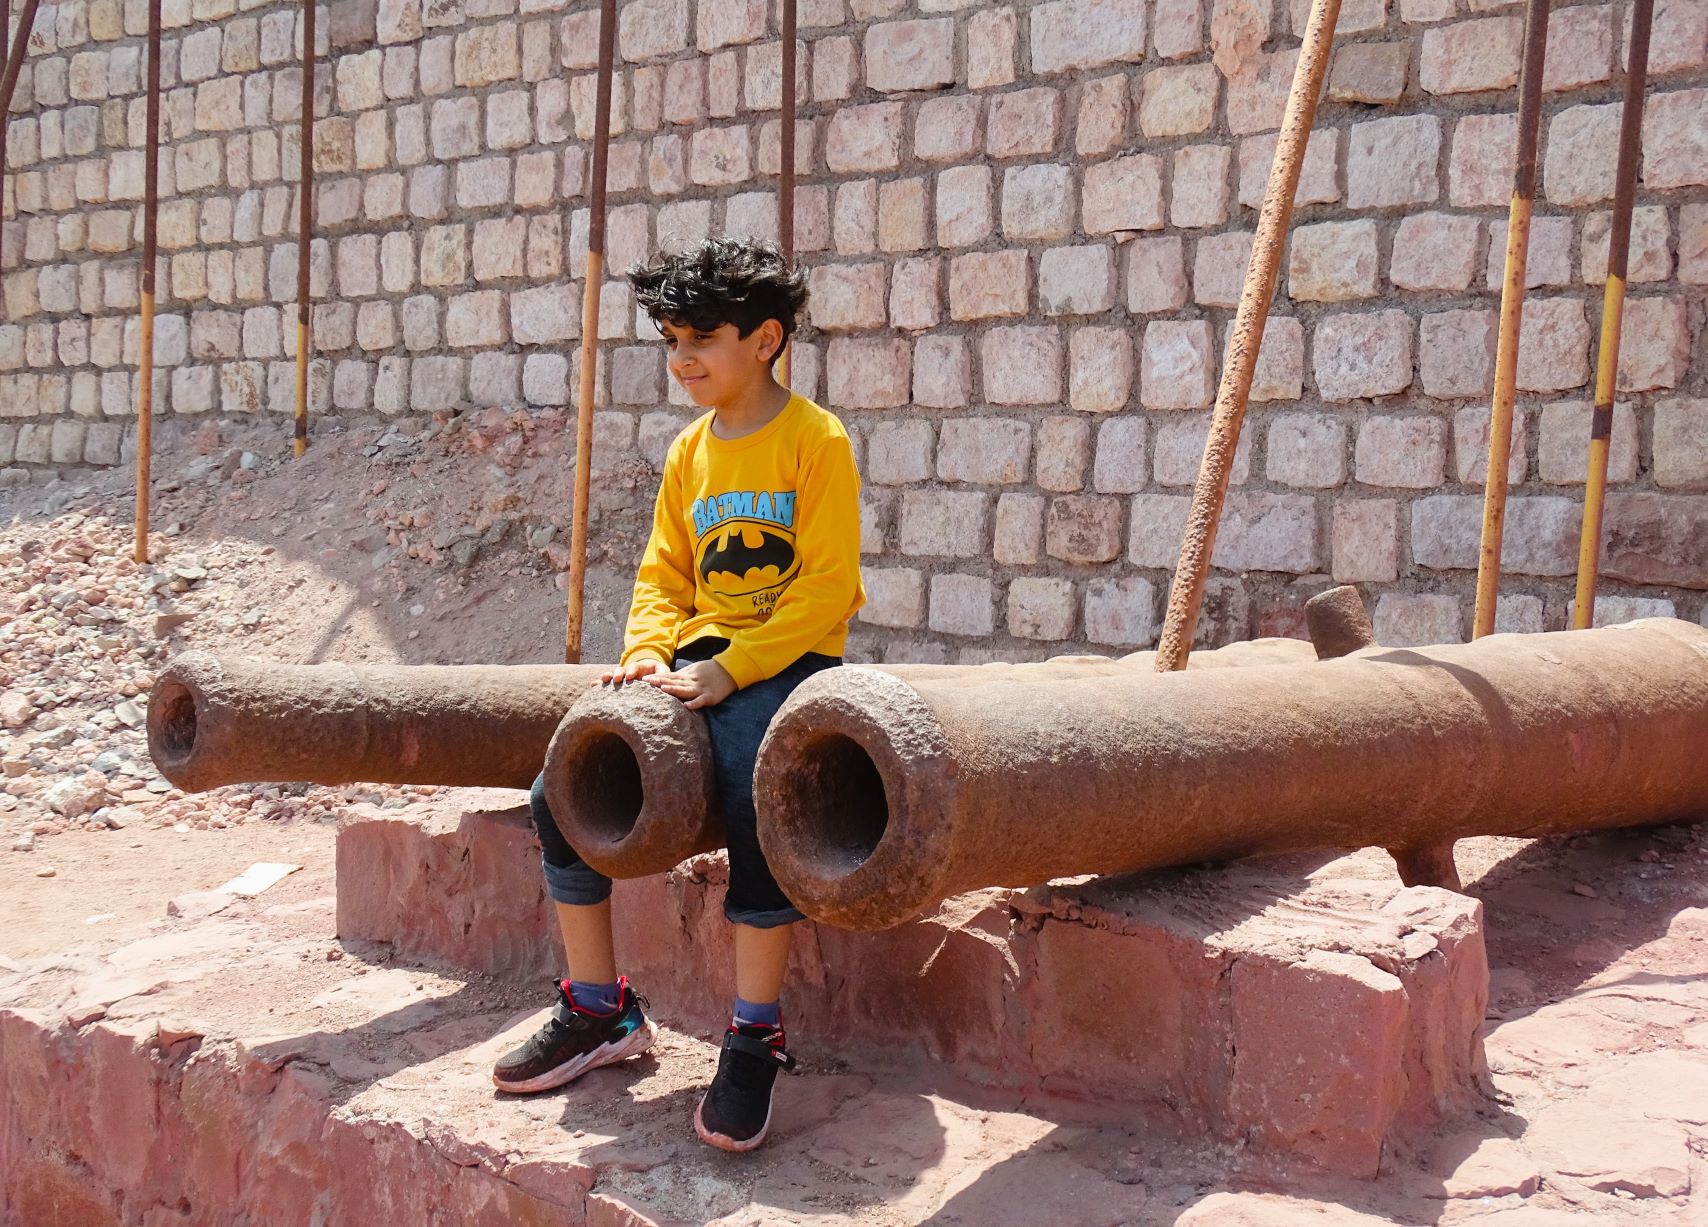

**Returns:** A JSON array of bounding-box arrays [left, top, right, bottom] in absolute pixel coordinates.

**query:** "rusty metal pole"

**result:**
[[0, 0, 44, 294], [292, 0, 316, 457], [1472, 0, 1550, 639], [1154, 0, 1340, 671], [1572, 0, 1652, 630], [564, 0, 617, 664], [777, 0, 796, 387], [133, 0, 162, 564]]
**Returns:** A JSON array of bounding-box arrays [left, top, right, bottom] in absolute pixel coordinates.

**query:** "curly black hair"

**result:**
[[627, 238, 809, 359]]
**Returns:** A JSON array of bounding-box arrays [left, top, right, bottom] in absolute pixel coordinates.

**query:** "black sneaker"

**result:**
[[693, 1023, 796, 1152], [491, 976, 656, 1094]]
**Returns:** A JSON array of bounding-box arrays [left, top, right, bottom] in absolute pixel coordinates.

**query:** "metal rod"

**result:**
[[564, 0, 617, 664], [0, 0, 43, 290], [0, 0, 13, 284], [778, 0, 796, 387], [1572, 0, 1652, 630], [134, 0, 162, 565], [1472, 0, 1550, 639], [293, 0, 316, 457], [1154, 0, 1341, 671]]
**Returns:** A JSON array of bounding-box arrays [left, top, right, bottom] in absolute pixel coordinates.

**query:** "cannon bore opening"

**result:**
[[564, 730, 645, 843], [773, 733, 889, 879], [152, 679, 200, 765]]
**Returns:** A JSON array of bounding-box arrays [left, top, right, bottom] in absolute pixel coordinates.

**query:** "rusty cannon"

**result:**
[[542, 638, 1318, 879], [751, 619, 1708, 931], [148, 651, 605, 793]]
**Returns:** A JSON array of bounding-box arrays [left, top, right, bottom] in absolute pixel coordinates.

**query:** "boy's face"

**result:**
[[658, 318, 783, 408]]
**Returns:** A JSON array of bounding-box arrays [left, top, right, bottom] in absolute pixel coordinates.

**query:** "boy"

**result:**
[[492, 238, 866, 1152]]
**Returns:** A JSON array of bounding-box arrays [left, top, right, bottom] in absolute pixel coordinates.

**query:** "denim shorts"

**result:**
[[530, 644, 840, 928]]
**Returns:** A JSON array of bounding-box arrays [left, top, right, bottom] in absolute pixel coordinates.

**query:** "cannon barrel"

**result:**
[[148, 651, 603, 792], [753, 620, 1708, 930], [542, 639, 1318, 879]]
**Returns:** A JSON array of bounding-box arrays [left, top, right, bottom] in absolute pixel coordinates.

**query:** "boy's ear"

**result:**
[[754, 318, 785, 364]]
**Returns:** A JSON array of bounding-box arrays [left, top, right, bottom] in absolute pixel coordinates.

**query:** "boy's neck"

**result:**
[[709, 376, 793, 441]]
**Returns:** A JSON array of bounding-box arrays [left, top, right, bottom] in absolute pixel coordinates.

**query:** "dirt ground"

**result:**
[[3, 417, 1707, 1225]]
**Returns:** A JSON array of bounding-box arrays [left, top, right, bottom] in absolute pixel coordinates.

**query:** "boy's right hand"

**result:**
[[597, 658, 666, 686]]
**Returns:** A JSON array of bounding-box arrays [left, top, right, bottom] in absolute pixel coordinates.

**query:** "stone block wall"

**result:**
[[1, 0, 1705, 658]]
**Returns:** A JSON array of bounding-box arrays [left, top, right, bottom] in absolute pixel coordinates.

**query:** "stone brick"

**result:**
[[1127, 237, 1188, 314], [1388, 212, 1480, 292], [430, 97, 482, 160], [1153, 413, 1253, 486], [900, 489, 988, 556], [1373, 594, 1463, 647], [1581, 206, 1672, 284], [1141, 320, 1214, 409], [981, 325, 1062, 406], [867, 419, 935, 484], [824, 102, 905, 174], [1420, 16, 1521, 93], [1070, 326, 1135, 415], [828, 337, 910, 408], [355, 301, 396, 351], [1543, 4, 1613, 90], [1515, 298, 1590, 393], [1314, 310, 1413, 402], [1225, 49, 1297, 136], [1008, 576, 1077, 640], [1267, 412, 1347, 488], [1191, 230, 1255, 308], [1601, 492, 1708, 589], [617, 0, 687, 60], [419, 224, 467, 287], [861, 567, 927, 629], [522, 353, 568, 405], [963, 4, 1016, 88], [1078, 577, 1154, 646], [1355, 415, 1447, 488], [1046, 495, 1124, 563], [1034, 416, 1090, 492], [1333, 499, 1398, 582], [469, 352, 522, 406], [1328, 41, 1410, 103], [49, 418, 86, 464], [454, 24, 519, 87], [697, 0, 765, 51], [995, 491, 1045, 564], [1412, 493, 1579, 574], [864, 17, 955, 92], [1155, 0, 1204, 57], [949, 249, 1028, 321], [1039, 246, 1115, 316], [935, 164, 993, 248], [1538, 398, 1638, 485], [1616, 296, 1689, 391], [915, 95, 982, 163], [809, 263, 887, 332], [878, 179, 929, 254], [1288, 219, 1378, 302], [914, 334, 971, 408], [410, 354, 464, 411], [1076, 74, 1128, 156], [1346, 114, 1440, 209], [889, 257, 941, 331], [927, 573, 996, 637], [1002, 164, 1075, 242], [1544, 103, 1618, 205], [444, 289, 505, 347], [1420, 308, 1496, 399], [1215, 492, 1317, 572], [1652, 398, 1708, 490], [510, 283, 577, 345], [1082, 154, 1164, 235], [688, 125, 751, 187], [1031, 0, 1146, 73], [833, 180, 878, 254], [1483, 213, 1572, 289], [609, 346, 663, 405], [1453, 403, 1529, 486], [986, 87, 1059, 159], [1170, 144, 1231, 229], [1139, 64, 1218, 137], [1237, 315, 1304, 402], [1643, 88, 1708, 189], [1449, 112, 1517, 207], [938, 417, 1031, 484]]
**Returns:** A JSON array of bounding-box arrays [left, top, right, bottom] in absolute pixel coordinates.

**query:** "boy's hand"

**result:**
[[598, 658, 666, 686], [645, 659, 737, 710]]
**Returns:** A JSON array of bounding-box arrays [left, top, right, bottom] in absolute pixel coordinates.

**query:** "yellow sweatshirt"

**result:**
[[620, 393, 866, 689]]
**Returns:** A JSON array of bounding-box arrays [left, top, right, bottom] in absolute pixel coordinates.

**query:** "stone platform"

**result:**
[[335, 792, 1492, 1177]]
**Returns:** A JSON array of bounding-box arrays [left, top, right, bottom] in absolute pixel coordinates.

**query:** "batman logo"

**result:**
[[698, 521, 799, 596]]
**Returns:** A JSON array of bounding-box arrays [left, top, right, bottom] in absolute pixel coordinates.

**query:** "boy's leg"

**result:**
[[694, 655, 838, 1151], [490, 773, 655, 1094]]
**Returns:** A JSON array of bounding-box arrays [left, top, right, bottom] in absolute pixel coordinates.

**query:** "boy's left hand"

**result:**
[[645, 659, 737, 710]]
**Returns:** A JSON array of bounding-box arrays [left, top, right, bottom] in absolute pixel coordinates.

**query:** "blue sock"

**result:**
[[732, 995, 781, 1029], [567, 979, 622, 1014]]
